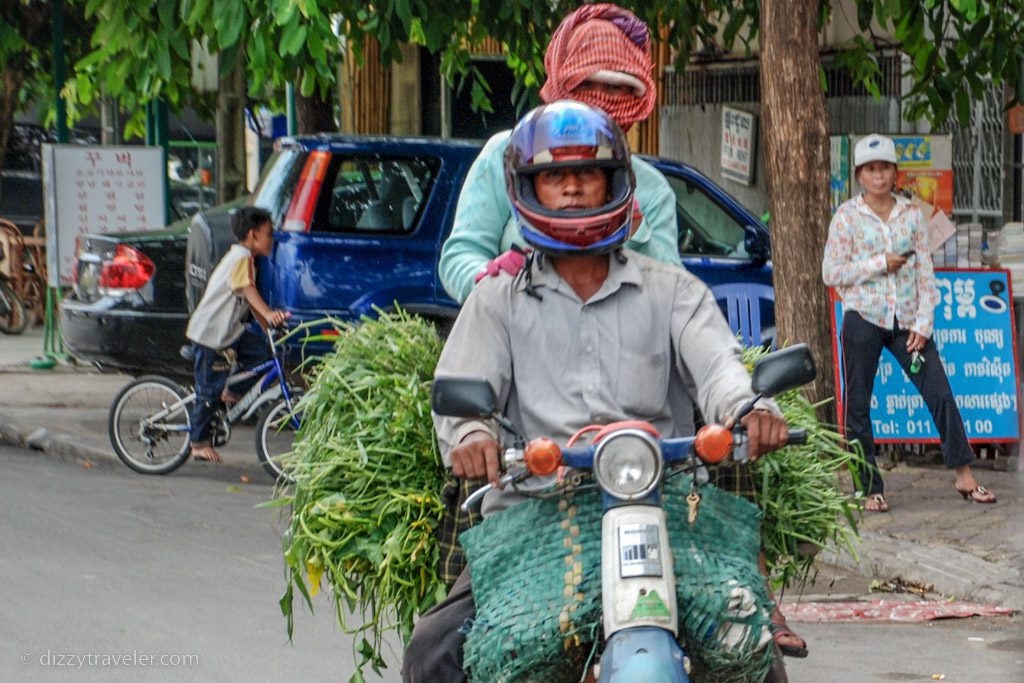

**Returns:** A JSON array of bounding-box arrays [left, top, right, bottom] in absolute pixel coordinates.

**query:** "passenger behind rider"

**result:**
[[402, 101, 791, 683], [438, 2, 680, 304], [184, 206, 289, 463]]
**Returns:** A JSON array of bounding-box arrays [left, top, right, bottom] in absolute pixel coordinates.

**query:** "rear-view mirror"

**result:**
[[431, 377, 497, 418], [751, 344, 816, 398]]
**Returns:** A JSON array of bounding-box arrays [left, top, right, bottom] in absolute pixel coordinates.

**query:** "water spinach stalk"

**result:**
[[275, 309, 449, 682], [742, 345, 863, 590]]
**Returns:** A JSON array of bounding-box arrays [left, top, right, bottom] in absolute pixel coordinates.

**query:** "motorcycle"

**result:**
[[431, 344, 817, 683]]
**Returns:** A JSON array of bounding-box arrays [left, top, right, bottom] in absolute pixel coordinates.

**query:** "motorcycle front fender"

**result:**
[[598, 627, 689, 683]]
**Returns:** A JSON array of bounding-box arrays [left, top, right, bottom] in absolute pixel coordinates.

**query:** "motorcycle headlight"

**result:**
[[593, 430, 662, 500]]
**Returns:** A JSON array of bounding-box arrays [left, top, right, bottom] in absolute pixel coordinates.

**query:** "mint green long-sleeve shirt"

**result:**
[[439, 130, 681, 303]]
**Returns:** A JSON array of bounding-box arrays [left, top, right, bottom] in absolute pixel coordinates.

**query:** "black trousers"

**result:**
[[402, 568, 475, 683], [840, 311, 974, 495]]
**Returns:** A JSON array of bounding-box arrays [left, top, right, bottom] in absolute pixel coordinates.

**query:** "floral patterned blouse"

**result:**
[[822, 193, 939, 338]]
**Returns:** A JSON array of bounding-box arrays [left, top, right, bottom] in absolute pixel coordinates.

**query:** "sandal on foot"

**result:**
[[864, 493, 889, 512], [769, 615, 808, 658], [955, 485, 996, 504]]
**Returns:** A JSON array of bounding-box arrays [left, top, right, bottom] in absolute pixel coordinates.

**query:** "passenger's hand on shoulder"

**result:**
[[474, 247, 530, 284], [450, 431, 502, 485], [739, 409, 789, 462]]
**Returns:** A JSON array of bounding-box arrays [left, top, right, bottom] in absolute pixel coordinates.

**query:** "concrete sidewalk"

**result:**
[[2, 327, 1023, 610]]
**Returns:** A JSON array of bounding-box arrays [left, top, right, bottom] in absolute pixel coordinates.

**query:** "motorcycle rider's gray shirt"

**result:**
[[433, 249, 775, 518]]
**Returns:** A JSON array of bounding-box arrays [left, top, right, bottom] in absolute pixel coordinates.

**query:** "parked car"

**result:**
[[61, 135, 772, 378]]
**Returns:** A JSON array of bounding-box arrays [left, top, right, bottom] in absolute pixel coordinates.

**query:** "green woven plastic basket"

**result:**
[[461, 476, 775, 682]]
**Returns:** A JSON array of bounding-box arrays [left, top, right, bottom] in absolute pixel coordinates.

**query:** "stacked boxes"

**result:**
[[993, 222, 1024, 290], [960, 222, 984, 267]]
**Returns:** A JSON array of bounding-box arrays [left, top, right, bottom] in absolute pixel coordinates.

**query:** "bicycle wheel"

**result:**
[[109, 375, 193, 474], [0, 280, 28, 335], [255, 397, 300, 481]]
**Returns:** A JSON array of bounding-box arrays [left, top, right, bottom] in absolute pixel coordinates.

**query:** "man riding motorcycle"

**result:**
[[402, 100, 791, 682]]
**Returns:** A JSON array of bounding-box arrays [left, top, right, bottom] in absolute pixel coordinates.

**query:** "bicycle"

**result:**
[[108, 323, 301, 479]]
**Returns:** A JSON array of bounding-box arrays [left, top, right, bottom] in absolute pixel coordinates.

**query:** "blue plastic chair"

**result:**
[[711, 282, 775, 348]]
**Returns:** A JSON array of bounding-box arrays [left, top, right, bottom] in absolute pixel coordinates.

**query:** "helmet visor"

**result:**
[[509, 101, 629, 171]]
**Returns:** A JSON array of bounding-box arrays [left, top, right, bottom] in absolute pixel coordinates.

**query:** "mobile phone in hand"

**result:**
[[900, 250, 914, 258]]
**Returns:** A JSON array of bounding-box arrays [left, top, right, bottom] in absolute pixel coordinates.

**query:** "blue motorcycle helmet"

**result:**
[[503, 100, 635, 256]]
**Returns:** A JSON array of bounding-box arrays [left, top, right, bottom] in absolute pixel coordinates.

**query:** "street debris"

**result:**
[[869, 576, 934, 596]]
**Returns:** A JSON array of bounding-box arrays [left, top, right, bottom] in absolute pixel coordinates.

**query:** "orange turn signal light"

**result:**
[[694, 424, 733, 464], [524, 437, 562, 476]]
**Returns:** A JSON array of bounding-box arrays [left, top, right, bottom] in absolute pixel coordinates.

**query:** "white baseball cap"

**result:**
[[854, 134, 898, 167]]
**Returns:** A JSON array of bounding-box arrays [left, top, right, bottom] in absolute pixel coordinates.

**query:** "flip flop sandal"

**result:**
[[769, 620, 808, 658], [955, 485, 996, 504], [864, 493, 889, 512]]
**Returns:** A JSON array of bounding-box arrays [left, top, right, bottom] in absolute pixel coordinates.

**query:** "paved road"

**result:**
[[2, 446, 1021, 682], [0, 446, 402, 682], [786, 618, 1023, 682]]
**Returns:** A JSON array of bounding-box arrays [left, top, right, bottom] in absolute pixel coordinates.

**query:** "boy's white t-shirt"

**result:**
[[186, 244, 255, 350]]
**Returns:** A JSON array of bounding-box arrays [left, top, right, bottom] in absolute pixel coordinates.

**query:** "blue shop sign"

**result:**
[[830, 269, 1021, 443]]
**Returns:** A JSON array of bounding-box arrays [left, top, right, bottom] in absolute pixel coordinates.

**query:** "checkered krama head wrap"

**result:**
[[540, 4, 656, 132]]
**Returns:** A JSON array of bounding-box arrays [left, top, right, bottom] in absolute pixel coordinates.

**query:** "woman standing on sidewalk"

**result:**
[[823, 133, 995, 512]]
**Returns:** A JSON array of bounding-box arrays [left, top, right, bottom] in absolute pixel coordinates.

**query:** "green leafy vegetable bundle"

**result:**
[[276, 310, 448, 681], [743, 346, 862, 589]]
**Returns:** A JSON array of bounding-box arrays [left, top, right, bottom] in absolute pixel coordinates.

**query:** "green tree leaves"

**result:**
[[11, 1, 1024, 139]]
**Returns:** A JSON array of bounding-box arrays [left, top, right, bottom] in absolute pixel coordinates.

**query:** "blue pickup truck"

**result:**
[[61, 135, 772, 378]]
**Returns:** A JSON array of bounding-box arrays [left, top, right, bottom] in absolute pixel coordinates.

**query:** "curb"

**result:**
[[0, 412, 272, 483], [822, 530, 1024, 612], [0, 411, 121, 468]]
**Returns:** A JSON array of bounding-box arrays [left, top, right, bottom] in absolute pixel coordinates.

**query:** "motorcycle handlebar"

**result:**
[[459, 427, 807, 512]]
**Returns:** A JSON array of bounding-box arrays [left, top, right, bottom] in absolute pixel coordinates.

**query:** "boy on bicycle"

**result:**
[[185, 206, 288, 462]]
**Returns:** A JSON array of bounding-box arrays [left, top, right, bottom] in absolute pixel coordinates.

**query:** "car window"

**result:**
[[312, 155, 440, 234], [252, 148, 305, 226], [666, 175, 749, 258]]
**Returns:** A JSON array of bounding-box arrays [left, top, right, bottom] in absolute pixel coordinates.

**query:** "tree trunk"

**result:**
[[296, 90, 336, 134], [759, 0, 835, 414], [216, 58, 247, 203]]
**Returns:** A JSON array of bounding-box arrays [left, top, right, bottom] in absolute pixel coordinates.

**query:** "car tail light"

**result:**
[[99, 244, 155, 292], [283, 151, 330, 232]]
